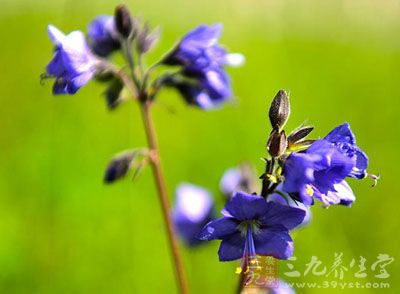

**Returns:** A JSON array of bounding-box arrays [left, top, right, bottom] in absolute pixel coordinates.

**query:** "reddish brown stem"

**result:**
[[140, 101, 189, 294]]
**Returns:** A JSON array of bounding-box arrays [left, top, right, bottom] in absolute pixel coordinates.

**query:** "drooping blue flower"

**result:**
[[164, 24, 243, 69], [173, 69, 232, 109], [324, 122, 369, 179], [88, 15, 121, 57], [46, 25, 99, 95], [173, 183, 215, 246], [198, 192, 305, 271], [164, 24, 244, 109], [282, 123, 368, 207]]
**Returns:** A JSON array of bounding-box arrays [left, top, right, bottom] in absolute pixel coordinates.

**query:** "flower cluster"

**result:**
[[42, 4, 377, 293], [163, 24, 244, 108], [42, 6, 242, 110], [283, 123, 369, 206], [197, 90, 376, 281]]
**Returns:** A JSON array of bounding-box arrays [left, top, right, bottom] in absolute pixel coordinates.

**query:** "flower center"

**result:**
[[306, 184, 314, 196], [237, 220, 261, 236]]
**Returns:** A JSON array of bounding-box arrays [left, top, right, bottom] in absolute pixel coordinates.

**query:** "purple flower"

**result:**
[[219, 164, 257, 199], [174, 69, 232, 109], [282, 123, 368, 207], [88, 15, 121, 57], [46, 25, 98, 95], [164, 24, 243, 69], [198, 192, 305, 271], [324, 122, 369, 179], [173, 184, 214, 246], [164, 24, 244, 109]]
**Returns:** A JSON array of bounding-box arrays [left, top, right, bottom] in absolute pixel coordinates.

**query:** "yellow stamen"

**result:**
[[235, 267, 242, 274], [266, 174, 278, 183], [306, 185, 314, 196]]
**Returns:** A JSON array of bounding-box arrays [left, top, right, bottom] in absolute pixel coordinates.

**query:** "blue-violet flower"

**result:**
[[173, 183, 214, 246], [324, 122, 369, 179], [199, 192, 305, 272], [164, 24, 244, 109], [88, 15, 121, 57], [46, 25, 99, 95], [282, 123, 368, 206]]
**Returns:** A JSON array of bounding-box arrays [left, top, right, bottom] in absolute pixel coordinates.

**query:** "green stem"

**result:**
[[123, 40, 141, 90]]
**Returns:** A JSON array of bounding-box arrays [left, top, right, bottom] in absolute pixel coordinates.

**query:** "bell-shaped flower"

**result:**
[[324, 122, 369, 179], [173, 68, 231, 109], [282, 123, 369, 207], [164, 24, 244, 109], [45, 25, 99, 95], [164, 24, 243, 69], [88, 15, 121, 57]]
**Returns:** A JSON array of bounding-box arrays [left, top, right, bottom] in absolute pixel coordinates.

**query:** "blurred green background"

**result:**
[[1, 0, 399, 293]]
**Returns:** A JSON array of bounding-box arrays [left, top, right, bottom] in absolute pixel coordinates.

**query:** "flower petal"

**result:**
[[47, 25, 65, 46], [268, 192, 312, 227], [224, 53, 245, 67], [324, 122, 355, 145], [194, 91, 215, 109], [219, 167, 242, 197], [66, 71, 94, 94], [282, 152, 316, 193], [218, 233, 245, 261], [52, 79, 68, 95], [203, 69, 231, 98], [329, 180, 355, 206], [88, 15, 120, 57], [313, 149, 354, 193], [351, 148, 369, 179], [62, 31, 95, 76], [259, 202, 305, 230], [254, 226, 294, 259], [175, 183, 213, 223], [198, 217, 239, 241], [181, 23, 222, 49], [324, 123, 369, 179], [46, 50, 65, 77], [224, 192, 269, 221]]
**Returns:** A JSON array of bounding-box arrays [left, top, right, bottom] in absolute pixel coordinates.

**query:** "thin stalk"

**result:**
[[140, 101, 189, 294], [123, 40, 141, 90]]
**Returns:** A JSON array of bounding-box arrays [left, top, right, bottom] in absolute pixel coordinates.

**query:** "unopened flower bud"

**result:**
[[115, 4, 134, 38], [104, 151, 135, 183], [267, 129, 287, 158], [104, 78, 124, 110], [269, 89, 290, 131], [137, 23, 160, 53]]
